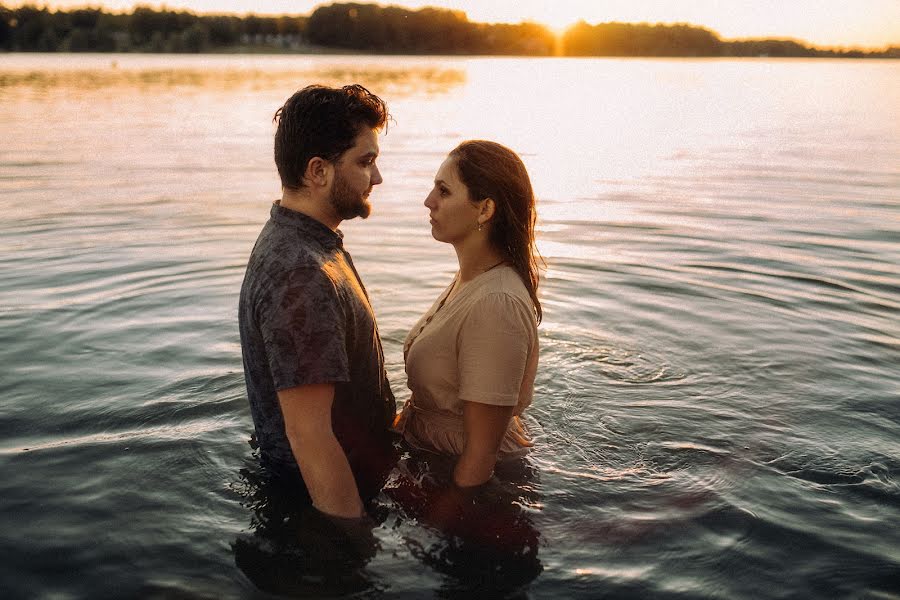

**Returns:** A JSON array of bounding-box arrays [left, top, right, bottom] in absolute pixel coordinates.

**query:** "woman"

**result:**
[[395, 140, 542, 488]]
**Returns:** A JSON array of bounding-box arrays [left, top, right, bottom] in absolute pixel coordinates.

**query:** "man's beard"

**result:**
[[329, 171, 371, 221]]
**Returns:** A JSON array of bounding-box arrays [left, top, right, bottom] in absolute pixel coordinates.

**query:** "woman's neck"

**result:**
[[453, 237, 505, 283]]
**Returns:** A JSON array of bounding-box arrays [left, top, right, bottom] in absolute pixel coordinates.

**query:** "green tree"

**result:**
[[13, 6, 47, 50], [181, 22, 209, 52], [0, 5, 14, 50], [70, 8, 100, 30], [206, 16, 240, 46], [562, 21, 722, 56]]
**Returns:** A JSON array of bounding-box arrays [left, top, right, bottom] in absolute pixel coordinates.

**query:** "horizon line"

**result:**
[[4, 2, 898, 51]]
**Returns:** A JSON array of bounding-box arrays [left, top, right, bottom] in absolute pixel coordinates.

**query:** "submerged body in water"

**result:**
[[233, 444, 542, 597]]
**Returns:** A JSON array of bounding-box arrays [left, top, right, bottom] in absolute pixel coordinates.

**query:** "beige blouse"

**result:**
[[395, 265, 538, 459]]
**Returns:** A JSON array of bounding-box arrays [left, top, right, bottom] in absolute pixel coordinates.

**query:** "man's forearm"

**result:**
[[289, 430, 364, 519]]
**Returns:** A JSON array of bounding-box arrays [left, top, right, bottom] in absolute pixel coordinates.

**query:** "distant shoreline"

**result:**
[[2, 3, 897, 58], [1, 49, 897, 59]]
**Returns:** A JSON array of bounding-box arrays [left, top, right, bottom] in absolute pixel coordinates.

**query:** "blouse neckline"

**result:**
[[403, 265, 512, 361]]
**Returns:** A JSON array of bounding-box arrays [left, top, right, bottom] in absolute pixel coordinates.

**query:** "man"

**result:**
[[238, 84, 395, 520]]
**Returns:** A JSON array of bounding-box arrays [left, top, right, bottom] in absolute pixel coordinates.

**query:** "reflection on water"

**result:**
[[0, 54, 466, 96], [383, 451, 543, 597], [0, 66, 466, 95], [0, 54, 898, 598], [232, 445, 542, 598], [232, 461, 381, 597]]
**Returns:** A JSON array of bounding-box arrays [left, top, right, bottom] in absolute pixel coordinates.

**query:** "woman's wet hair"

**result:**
[[450, 140, 543, 322], [274, 84, 388, 190]]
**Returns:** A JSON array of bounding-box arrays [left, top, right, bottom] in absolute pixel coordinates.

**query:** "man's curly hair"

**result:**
[[273, 84, 389, 190]]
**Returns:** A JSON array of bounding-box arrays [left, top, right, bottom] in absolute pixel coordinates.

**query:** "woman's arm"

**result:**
[[454, 400, 515, 487]]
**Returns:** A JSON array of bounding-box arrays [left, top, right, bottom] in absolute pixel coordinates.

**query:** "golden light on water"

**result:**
[[435, 58, 715, 205]]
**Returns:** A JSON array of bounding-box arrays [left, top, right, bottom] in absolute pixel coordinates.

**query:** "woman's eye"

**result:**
[[439, 187, 449, 196]]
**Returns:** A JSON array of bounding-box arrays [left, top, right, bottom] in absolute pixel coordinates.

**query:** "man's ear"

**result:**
[[304, 157, 332, 188]]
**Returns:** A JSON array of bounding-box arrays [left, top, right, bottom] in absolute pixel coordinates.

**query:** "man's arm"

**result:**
[[454, 400, 515, 487], [278, 383, 364, 519]]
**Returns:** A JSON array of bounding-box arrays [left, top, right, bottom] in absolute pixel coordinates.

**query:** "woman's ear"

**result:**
[[479, 197, 496, 225]]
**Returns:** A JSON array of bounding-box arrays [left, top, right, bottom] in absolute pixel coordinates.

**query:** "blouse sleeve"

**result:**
[[457, 292, 537, 406]]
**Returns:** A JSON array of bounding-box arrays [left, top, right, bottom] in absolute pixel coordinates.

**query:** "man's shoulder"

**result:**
[[248, 224, 332, 281]]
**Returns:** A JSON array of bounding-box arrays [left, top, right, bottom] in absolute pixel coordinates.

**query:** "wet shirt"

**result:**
[[398, 265, 538, 458], [238, 202, 395, 491]]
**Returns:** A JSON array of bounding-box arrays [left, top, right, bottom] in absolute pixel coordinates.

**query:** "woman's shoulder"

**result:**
[[473, 265, 531, 302], [465, 266, 536, 324]]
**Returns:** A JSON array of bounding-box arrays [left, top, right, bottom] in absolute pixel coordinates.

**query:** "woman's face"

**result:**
[[424, 156, 482, 245]]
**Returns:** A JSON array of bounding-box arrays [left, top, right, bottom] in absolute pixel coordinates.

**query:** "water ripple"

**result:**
[[1, 418, 240, 456]]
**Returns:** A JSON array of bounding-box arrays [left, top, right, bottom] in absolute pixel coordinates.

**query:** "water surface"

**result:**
[[1, 54, 898, 598]]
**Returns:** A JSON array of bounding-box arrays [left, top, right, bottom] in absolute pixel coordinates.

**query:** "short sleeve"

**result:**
[[259, 267, 349, 390], [457, 293, 536, 406]]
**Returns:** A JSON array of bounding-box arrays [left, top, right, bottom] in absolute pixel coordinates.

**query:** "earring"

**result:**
[[477, 222, 483, 232]]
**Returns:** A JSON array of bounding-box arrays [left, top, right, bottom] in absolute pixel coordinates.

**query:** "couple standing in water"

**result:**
[[238, 84, 542, 521]]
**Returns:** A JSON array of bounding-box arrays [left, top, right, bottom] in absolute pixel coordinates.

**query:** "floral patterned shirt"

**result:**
[[238, 202, 395, 493]]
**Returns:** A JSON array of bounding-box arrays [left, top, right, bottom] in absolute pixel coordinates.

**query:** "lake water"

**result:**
[[1, 54, 898, 598]]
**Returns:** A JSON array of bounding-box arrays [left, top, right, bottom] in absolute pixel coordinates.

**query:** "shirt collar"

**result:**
[[270, 201, 344, 250]]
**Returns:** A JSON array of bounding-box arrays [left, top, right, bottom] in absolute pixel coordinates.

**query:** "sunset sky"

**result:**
[[20, 0, 900, 49]]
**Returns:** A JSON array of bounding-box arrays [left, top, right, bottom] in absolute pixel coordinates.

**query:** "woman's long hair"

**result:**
[[451, 140, 543, 323]]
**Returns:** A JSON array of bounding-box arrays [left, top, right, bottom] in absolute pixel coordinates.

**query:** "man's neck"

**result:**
[[280, 188, 341, 231]]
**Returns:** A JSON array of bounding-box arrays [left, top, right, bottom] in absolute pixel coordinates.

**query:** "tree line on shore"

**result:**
[[1, 2, 896, 58], [1, 4, 306, 53]]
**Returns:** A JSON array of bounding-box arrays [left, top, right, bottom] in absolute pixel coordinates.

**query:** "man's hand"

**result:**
[[278, 383, 364, 519]]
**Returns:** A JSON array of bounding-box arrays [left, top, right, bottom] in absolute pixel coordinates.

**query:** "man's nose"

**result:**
[[371, 164, 383, 186]]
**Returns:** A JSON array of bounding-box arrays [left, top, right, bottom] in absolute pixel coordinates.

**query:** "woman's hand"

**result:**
[[453, 401, 515, 487]]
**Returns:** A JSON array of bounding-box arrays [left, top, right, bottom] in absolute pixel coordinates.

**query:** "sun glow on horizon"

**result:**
[[16, 0, 900, 49], [543, 18, 579, 38]]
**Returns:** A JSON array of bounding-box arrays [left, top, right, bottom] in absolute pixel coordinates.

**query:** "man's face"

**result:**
[[328, 128, 382, 221]]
